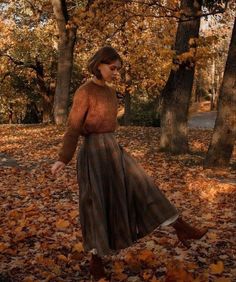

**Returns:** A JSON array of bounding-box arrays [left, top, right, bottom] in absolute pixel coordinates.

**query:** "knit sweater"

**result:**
[[58, 79, 118, 164]]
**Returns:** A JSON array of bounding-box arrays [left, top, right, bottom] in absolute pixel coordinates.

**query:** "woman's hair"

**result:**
[[88, 46, 123, 79]]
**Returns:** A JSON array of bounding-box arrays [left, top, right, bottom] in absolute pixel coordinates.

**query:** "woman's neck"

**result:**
[[92, 77, 106, 87]]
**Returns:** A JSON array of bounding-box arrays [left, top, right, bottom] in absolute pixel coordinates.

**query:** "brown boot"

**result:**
[[89, 254, 106, 280], [172, 217, 208, 247]]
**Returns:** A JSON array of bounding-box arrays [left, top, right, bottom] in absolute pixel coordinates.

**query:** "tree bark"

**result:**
[[160, 0, 202, 154], [210, 58, 217, 110], [204, 17, 236, 168], [35, 58, 54, 123], [195, 78, 203, 103], [51, 0, 77, 125], [122, 66, 132, 125], [123, 91, 131, 125]]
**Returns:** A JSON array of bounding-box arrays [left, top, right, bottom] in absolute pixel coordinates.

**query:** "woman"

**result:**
[[51, 46, 207, 280]]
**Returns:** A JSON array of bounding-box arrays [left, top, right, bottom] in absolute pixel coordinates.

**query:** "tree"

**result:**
[[74, 0, 179, 125], [0, 0, 230, 125], [204, 17, 236, 168], [51, 0, 77, 125], [160, 0, 203, 154], [52, 0, 96, 125], [0, 1, 57, 123], [123, 70, 132, 125], [159, 0, 229, 154]]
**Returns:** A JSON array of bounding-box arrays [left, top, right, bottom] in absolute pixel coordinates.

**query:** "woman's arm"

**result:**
[[58, 88, 89, 165]]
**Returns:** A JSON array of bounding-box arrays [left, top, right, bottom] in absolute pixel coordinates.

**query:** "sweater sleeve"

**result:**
[[58, 88, 89, 164]]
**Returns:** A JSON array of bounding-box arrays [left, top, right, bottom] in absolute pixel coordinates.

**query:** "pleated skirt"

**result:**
[[77, 132, 178, 256]]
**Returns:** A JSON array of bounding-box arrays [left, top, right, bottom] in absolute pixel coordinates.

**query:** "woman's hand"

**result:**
[[51, 161, 65, 176]]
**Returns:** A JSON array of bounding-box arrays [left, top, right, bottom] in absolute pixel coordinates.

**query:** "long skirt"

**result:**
[[77, 132, 178, 256]]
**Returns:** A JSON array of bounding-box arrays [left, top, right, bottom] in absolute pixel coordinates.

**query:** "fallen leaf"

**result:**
[[57, 254, 68, 262], [56, 219, 70, 230], [0, 242, 10, 252], [210, 261, 224, 274], [69, 210, 79, 219], [72, 242, 84, 253], [113, 272, 128, 281], [72, 264, 81, 271], [113, 261, 125, 273]]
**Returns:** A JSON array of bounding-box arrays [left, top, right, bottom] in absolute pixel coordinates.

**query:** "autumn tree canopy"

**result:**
[[0, 0, 234, 123]]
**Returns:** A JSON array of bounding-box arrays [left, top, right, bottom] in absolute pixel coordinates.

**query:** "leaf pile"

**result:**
[[0, 125, 235, 281]]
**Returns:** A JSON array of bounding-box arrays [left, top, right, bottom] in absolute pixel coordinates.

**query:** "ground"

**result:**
[[0, 123, 235, 282]]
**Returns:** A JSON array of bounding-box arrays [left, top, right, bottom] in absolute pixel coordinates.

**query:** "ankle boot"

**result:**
[[89, 254, 105, 280], [172, 217, 208, 247]]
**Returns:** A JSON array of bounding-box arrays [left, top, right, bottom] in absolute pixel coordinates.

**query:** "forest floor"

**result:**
[[0, 124, 235, 282]]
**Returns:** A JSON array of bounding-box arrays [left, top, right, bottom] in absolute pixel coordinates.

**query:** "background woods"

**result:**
[[0, 0, 235, 165]]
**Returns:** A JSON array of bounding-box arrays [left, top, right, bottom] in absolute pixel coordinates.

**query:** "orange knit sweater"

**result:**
[[58, 79, 118, 164]]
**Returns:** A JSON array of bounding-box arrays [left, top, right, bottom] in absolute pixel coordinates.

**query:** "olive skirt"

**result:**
[[77, 132, 178, 256]]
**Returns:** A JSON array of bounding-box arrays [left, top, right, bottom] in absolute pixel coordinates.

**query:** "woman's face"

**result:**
[[98, 59, 122, 82]]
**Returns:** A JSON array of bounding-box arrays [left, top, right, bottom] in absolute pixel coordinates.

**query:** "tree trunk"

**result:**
[[35, 58, 54, 123], [204, 17, 236, 168], [51, 0, 77, 125], [42, 99, 53, 123], [123, 68, 132, 125], [160, 0, 202, 154], [123, 91, 131, 125], [210, 58, 216, 110], [195, 78, 203, 103]]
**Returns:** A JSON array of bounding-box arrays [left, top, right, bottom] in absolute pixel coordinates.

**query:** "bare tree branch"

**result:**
[[3, 54, 39, 70], [2, 54, 52, 102]]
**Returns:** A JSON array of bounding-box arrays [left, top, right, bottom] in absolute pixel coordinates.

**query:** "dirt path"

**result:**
[[188, 111, 217, 129]]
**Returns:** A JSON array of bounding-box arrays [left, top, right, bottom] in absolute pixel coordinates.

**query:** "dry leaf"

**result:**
[[112, 272, 128, 281], [56, 219, 70, 230], [214, 278, 231, 282], [23, 276, 35, 282], [72, 242, 84, 253], [0, 242, 10, 252], [57, 254, 68, 262], [142, 270, 152, 280], [72, 264, 81, 271], [210, 261, 224, 274], [113, 261, 124, 273], [69, 210, 79, 219]]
